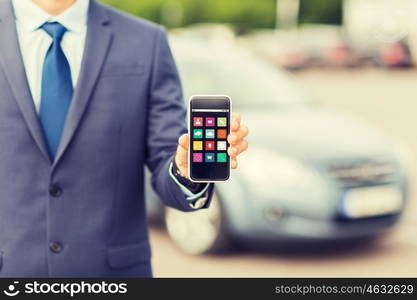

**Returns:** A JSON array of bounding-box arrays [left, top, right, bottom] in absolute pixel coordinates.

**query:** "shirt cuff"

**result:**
[[168, 162, 210, 202]]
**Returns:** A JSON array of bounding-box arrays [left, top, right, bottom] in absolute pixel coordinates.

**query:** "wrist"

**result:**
[[172, 156, 205, 194], [174, 155, 188, 179]]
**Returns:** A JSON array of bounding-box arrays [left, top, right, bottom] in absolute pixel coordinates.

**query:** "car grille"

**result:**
[[326, 157, 398, 187]]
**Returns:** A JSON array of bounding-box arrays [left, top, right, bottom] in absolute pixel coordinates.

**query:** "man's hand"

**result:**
[[175, 112, 249, 178]]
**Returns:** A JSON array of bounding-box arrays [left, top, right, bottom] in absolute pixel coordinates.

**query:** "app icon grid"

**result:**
[[192, 117, 228, 163]]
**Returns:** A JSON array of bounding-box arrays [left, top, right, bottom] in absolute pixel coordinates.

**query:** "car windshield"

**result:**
[[175, 52, 310, 110]]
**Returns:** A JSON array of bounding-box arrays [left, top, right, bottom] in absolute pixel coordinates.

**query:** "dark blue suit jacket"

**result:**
[[0, 0, 213, 277]]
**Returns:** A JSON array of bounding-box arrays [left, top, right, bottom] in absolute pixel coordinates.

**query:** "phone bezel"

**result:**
[[188, 95, 232, 183]]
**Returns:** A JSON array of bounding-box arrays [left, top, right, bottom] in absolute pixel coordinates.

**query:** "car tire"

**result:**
[[164, 191, 230, 255]]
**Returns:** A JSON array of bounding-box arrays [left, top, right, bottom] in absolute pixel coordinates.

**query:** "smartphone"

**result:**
[[188, 95, 232, 182]]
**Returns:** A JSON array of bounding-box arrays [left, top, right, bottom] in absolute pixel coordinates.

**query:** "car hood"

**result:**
[[242, 106, 397, 163]]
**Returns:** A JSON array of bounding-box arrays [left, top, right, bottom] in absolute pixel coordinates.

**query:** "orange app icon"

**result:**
[[217, 129, 227, 139]]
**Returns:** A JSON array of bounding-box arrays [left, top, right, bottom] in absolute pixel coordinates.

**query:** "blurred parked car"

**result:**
[[146, 38, 410, 255], [377, 40, 412, 68], [298, 25, 360, 68], [240, 29, 309, 71], [344, 0, 414, 68], [242, 25, 362, 71]]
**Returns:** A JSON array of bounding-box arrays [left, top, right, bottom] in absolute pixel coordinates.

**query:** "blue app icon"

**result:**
[[205, 153, 215, 163], [205, 129, 215, 139]]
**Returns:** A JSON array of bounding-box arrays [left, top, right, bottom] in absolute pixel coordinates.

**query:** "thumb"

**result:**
[[178, 133, 189, 151], [175, 134, 189, 176]]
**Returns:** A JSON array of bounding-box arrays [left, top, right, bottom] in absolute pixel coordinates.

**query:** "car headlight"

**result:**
[[239, 147, 322, 198]]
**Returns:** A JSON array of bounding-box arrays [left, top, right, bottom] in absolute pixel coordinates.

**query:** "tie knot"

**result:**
[[41, 22, 67, 40]]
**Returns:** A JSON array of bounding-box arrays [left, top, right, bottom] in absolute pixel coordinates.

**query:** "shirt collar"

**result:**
[[12, 0, 90, 33]]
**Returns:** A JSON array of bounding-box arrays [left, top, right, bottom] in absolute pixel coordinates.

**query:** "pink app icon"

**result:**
[[193, 117, 203, 127], [193, 153, 203, 163], [206, 117, 215, 127]]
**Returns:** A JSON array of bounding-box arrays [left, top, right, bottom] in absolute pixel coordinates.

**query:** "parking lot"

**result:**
[[150, 69, 417, 277]]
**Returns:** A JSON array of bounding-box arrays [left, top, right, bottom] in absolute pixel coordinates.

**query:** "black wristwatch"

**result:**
[[172, 157, 206, 194]]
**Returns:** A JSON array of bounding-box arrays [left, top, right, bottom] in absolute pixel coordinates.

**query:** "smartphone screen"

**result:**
[[189, 95, 231, 182]]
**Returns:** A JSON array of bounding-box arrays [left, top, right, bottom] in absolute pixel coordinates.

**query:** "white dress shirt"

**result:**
[[12, 0, 208, 206], [12, 0, 89, 112]]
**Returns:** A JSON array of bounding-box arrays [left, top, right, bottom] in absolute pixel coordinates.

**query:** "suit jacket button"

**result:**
[[49, 184, 62, 197], [49, 241, 63, 253]]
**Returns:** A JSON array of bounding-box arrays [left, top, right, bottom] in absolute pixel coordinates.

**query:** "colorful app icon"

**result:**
[[206, 117, 215, 127], [217, 153, 227, 163], [193, 141, 203, 151], [217, 117, 227, 127], [217, 129, 227, 139], [205, 153, 215, 163], [193, 129, 203, 139], [193, 117, 203, 127], [217, 141, 227, 151], [205, 141, 215, 151], [205, 129, 215, 139], [193, 153, 203, 163]]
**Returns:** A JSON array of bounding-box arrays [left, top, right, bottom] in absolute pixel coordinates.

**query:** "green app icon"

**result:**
[[217, 117, 227, 127], [193, 129, 203, 139], [217, 153, 227, 163]]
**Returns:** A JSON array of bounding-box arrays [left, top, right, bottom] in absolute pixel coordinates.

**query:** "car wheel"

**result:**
[[165, 191, 229, 255]]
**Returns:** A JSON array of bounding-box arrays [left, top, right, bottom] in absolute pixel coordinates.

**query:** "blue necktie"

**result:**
[[39, 22, 73, 159]]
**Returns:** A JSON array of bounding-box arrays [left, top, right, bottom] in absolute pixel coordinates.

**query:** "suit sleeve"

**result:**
[[145, 27, 214, 212]]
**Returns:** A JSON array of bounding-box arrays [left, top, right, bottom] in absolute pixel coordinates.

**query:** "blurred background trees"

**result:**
[[100, 0, 342, 29], [299, 0, 342, 25]]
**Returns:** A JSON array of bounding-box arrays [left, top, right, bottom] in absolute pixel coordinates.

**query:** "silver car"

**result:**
[[146, 39, 410, 255]]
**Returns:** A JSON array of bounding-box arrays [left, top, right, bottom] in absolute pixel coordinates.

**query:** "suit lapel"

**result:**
[[0, 0, 51, 162], [53, 1, 113, 167]]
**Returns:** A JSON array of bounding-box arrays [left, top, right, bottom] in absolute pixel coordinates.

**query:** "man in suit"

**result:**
[[0, 0, 249, 277]]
